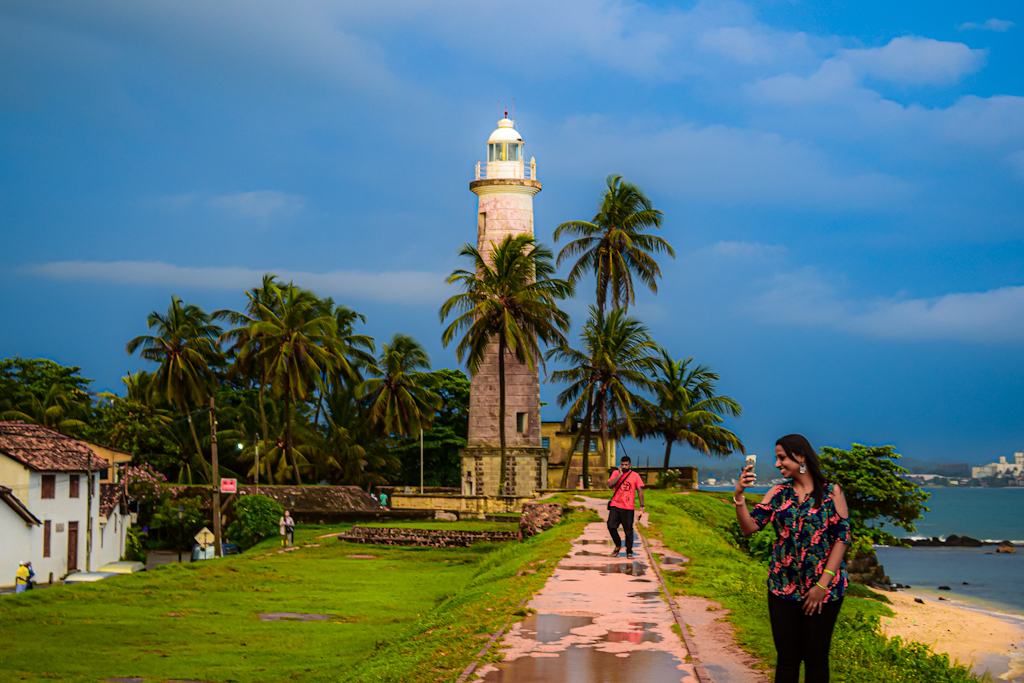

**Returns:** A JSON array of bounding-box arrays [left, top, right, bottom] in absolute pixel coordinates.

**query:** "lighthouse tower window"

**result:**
[[488, 143, 502, 162], [506, 143, 520, 161]]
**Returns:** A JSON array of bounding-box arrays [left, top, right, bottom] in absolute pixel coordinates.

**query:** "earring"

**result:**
[[799, 463, 807, 474]]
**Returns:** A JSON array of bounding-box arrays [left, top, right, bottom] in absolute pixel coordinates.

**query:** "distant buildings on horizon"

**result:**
[[971, 451, 1024, 480]]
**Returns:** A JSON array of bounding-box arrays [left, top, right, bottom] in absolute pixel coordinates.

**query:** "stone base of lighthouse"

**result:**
[[459, 446, 549, 498]]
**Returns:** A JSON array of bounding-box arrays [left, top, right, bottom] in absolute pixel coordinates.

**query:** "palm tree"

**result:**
[[216, 274, 284, 469], [554, 174, 674, 315], [247, 283, 342, 484], [312, 302, 375, 425], [357, 334, 441, 439], [1, 382, 90, 435], [636, 350, 745, 470], [547, 307, 659, 489], [440, 234, 574, 494], [126, 296, 223, 480]]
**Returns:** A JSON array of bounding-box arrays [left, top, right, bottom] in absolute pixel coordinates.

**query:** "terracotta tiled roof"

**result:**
[[0, 421, 106, 472], [99, 482, 124, 518]]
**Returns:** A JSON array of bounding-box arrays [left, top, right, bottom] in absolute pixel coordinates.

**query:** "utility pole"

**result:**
[[85, 447, 93, 572], [210, 397, 223, 557], [420, 428, 424, 494]]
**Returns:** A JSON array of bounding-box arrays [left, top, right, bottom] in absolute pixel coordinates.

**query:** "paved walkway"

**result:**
[[477, 498, 698, 683]]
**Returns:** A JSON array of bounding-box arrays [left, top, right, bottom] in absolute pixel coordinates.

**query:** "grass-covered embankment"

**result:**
[[644, 489, 983, 682], [0, 508, 596, 683]]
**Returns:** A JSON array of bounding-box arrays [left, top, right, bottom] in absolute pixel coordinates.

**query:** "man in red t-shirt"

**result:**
[[607, 456, 645, 559]]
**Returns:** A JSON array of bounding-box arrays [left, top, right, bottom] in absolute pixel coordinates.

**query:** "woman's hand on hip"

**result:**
[[802, 585, 828, 615]]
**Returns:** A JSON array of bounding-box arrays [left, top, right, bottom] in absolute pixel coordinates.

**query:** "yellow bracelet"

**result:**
[[823, 569, 837, 577], [816, 582, 829, 590]]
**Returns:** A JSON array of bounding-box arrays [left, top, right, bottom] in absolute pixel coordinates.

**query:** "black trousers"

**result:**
[[767, 592, 843, 683], [607, 506, 635, 552]]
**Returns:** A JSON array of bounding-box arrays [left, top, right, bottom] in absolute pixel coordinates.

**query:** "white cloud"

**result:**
[[553, 116, 912, 208], [696, 26, 811, 65], [957, 19, 1015, 32], [28, 261, 446, 305], [750, 36, 986, 108], [839, 36, 986, 85], [211, 191, 304, 220], [750, 268, 1024, 343]]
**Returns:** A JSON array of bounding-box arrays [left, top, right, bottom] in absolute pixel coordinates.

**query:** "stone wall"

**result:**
[[339, 525, 517, 548], [460, 448, 547, 497], [389, 492, 534, 516]]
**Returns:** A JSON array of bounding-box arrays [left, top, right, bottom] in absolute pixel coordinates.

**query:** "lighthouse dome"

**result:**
[[487, 118, 523, 144]]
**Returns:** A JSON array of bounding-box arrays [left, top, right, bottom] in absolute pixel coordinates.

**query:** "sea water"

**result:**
[[876, 487, 1024, 615], [879, 487, 1024, 543], [874, 545, 1024, 614]]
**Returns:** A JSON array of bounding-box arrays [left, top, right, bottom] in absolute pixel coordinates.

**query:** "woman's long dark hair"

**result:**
[[776, 434, 827, 508]]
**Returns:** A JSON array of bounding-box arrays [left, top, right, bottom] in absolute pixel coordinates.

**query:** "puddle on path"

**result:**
[[561, 562, 649, 576], [480, 645, 689, 683], [482, 614, 685, 683]]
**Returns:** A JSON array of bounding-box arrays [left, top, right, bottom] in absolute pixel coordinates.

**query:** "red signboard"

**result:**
[[220, 478, 237, 493]]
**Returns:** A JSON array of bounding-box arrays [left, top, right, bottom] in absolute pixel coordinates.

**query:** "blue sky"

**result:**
[[1, 1, 1021, 465]]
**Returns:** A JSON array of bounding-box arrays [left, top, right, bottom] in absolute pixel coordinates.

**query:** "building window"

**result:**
[[516, 412, 527, 433], [41, 474, 55, 499], [542, 437, 550, 449], [574, 440, 599, 453], [100, 468, 110, 480], [506, 143, 520, 161], [489, 142, 504, 162], [43, 520, 51, 558], [69, 474, 80, 499]]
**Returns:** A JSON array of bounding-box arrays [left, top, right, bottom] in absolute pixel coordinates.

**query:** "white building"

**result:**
[[0, 422, 126, 586], [972, 451, 1024, 480]]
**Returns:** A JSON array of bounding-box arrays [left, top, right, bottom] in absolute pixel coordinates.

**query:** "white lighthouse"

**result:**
[[461, 113, 548, 499]]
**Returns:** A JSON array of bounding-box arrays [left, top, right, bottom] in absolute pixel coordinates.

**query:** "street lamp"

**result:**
[[177, 505, 184, 563], [237, 435, 261, 494]]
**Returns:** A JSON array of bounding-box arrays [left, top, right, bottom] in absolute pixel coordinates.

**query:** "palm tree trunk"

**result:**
[[498, 330, 508, 495], [560, 399, 594, 488], [284, 383, 303, 485], [258, 372, 270, 485], [598, 395, 610, 487], [313, 368, 327, 426], [580, 423, 593, 490], [180, 398, 211, 481], [663, 438, 673, 472]]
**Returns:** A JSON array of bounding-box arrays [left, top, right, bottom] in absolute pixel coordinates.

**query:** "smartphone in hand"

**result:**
[[744, 454, 757, 483]]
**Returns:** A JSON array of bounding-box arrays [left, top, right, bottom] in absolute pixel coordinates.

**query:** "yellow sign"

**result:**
[[194, 527, 214, 548]]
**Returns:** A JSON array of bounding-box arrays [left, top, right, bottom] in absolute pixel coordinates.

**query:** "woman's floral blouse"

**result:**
[[749, 481, 852, 602]]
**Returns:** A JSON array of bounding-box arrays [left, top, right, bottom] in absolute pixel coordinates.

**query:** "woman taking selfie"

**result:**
[[734, 434, 851, 683]]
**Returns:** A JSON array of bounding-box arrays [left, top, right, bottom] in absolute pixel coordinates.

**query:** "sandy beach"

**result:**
[[880, 589, 1024, 681]]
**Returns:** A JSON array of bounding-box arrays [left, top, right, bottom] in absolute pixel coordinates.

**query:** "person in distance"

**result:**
[[607, 455, 645, 559]]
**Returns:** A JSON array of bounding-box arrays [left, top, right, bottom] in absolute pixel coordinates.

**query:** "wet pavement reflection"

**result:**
[[478, 502, 696, 683]]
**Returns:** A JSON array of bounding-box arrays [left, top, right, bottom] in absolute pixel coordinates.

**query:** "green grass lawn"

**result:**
[[0, 510, 594, 683], [644, 489, 983, 683]]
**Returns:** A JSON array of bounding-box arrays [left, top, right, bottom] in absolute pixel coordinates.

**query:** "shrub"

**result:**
[[227, 494, 285, 548], [124, 525, 148, 563]]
